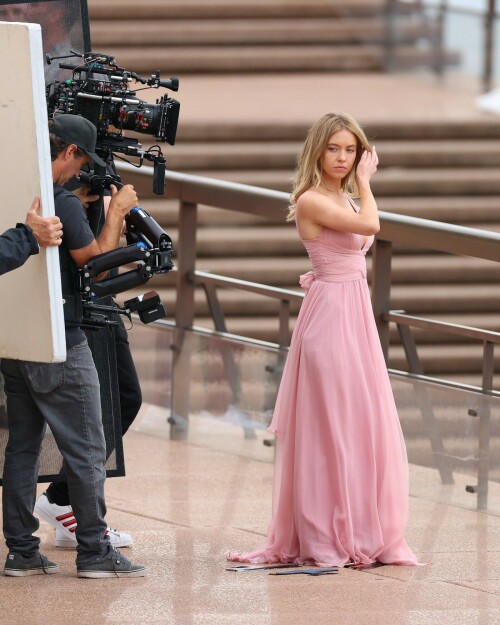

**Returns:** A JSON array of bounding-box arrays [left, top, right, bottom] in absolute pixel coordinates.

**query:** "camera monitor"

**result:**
[[0, 0, 91, 82]]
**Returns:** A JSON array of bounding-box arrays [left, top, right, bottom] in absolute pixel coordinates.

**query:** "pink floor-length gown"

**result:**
[[228, 194, 419, 567]]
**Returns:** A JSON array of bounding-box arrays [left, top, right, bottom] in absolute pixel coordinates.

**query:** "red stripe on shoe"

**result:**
[[61, 519, 76, 527], [55, 512, 75, 522]]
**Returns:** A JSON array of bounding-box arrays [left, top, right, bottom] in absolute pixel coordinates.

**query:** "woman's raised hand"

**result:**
[[356, 146, 379, 184]]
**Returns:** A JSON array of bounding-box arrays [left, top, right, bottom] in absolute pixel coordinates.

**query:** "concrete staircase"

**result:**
[[88, 0, 458, 74]]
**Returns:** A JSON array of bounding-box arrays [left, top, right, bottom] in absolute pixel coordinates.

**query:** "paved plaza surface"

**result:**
[[0, 401, 499, 625], [176, 71, 492, 127]]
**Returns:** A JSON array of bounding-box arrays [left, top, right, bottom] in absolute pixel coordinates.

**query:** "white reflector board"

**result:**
[[0, 21, 65, 362]]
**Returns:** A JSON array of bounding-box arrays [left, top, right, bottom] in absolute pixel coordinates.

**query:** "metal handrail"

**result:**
[[118, 164, 500, 260], [190, 271, 303, 302], [385, 311, 500, 344], [117, 163, 500, 365]]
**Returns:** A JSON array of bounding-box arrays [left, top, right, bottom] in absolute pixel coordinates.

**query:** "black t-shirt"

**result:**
[[53, 184, 94, 348]]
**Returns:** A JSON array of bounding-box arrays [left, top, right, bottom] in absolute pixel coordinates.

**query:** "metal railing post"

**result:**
[[432, 0, 447, 76], [483, 0, 497, 93], [384, 0, 398, 71], [371, 238, 393, 363], [477, 340, 494, 510], [170, 200, 198, 440]]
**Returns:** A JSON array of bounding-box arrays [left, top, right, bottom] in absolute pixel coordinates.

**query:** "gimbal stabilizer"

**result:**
[[78, 207, 173, 328]]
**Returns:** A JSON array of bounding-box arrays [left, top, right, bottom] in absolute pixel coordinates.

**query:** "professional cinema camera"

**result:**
[[46, 49, 180, 195], [46, 50, 180, 327]]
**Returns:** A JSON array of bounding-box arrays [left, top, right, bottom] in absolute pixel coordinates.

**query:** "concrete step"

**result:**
[[165, 141, 302, 172], [91, 18, 435, 47], [176, 167, 500, 195], [161, 140, 500, 171], [89, 0, 424, 21], [140, 197, 500, 228], [376, 140, 500, 168], [96, 45, 458, 75], [391, 283, 500, 313], [376, 197, 500, 222], [175, 120, 500, 142]]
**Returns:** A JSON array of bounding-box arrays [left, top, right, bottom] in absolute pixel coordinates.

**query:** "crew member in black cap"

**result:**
[[1, 114, 146, 578], [51, 114, 108, 168]]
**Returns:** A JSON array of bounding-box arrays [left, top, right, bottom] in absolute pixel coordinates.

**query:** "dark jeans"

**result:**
[[47, 318, 142, 507], [1, 341, 110, 564]]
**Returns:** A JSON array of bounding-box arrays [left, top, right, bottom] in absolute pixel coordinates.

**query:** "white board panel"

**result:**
[[0, 21, 65, 362]]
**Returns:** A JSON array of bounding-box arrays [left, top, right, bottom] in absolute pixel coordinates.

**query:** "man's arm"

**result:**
[[0, 226, 36, 276], [0, 198, 63, 276], [69, 184, 138, 270]]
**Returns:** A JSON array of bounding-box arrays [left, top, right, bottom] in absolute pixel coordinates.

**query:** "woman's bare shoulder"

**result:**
[[296, 188, 326, 210]]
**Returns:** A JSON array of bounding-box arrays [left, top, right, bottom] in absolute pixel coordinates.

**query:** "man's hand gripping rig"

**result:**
[[78, 207, 173, 327]]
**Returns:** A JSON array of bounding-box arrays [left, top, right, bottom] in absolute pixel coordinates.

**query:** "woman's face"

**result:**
[[320, 129, 358, 182]]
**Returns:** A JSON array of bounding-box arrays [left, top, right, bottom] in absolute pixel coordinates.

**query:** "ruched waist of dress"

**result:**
[[299, 269, 367, 290], [299, 254, 367, 290]]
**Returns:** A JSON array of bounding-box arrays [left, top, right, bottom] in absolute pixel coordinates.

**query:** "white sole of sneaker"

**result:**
[[4, 566, 59, 576], [55, 537, 133, 549], [77, 569, 146, 578]]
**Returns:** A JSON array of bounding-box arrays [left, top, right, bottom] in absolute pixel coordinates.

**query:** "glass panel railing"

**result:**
[[130, 322, 500, 513], [128, 321, 279, 463], [392, 372, 500, 514]]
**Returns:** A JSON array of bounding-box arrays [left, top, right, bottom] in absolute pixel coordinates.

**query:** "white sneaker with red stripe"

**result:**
[[54, 526, 133, 549], [34, 493, 133, 549]]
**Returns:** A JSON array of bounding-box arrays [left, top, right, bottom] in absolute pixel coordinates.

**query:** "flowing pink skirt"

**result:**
[[228, 277, 419, 567]]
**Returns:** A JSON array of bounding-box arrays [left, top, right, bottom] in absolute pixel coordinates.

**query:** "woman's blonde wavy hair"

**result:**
[[288, 112, 371, 221]]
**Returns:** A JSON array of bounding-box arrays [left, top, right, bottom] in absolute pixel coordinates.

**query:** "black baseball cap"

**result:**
[[53, 114, 107, 168]]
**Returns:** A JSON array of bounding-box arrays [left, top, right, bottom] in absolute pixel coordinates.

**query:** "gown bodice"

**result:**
[[296, 194, 375, 287]]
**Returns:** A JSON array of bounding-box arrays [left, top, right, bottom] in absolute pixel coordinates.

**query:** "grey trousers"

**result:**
[[1, 340, 110, 565]]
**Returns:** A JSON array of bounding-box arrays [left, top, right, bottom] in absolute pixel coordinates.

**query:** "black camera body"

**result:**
[[46, 51, 180, 195]]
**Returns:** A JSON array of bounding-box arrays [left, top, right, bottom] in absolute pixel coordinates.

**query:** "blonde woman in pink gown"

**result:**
[[228, 112, 419, 567]]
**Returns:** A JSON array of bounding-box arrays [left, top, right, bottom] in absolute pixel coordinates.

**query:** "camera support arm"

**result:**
[[79, 245, 154, 299], [78, 207, 173, 325]]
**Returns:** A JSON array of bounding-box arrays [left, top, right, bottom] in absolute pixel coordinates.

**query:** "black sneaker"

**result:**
[[77, 547, 146, 579], [4, 551, 59, 577]]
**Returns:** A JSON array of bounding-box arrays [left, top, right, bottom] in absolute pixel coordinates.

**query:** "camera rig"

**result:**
[[46, 50, 179, 327], [46, 50, 180, 195], [78, 206, 174, 328]]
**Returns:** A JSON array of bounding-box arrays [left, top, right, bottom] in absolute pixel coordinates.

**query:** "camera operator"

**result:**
[[37, 175, 142, 551], [1, 114, 146, 578], [77, 179, 144, 441], [0, 197, 62, 275]]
